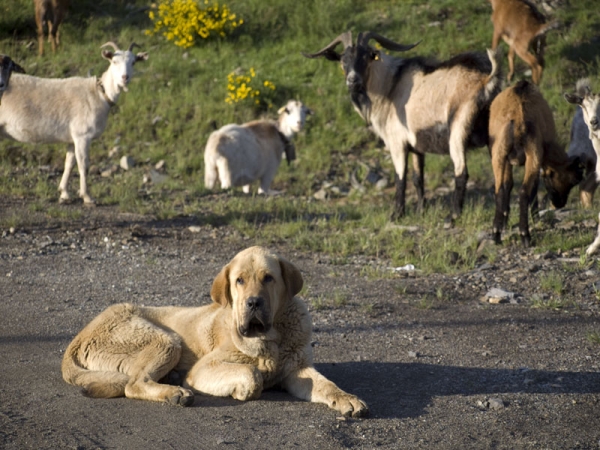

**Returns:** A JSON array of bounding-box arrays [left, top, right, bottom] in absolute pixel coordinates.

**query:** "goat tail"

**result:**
[[536, 20, 560, 38], [61, 340, 129, 399], [483, 48, 502, 102]]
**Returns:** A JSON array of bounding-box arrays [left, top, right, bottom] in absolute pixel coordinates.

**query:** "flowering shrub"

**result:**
[[146, 0, 243, 48], [225, 67, 277, 109]]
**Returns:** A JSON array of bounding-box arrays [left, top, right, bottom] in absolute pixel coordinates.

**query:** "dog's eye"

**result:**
[[263, 274, 274, 283], [236, 277, 244, 285]]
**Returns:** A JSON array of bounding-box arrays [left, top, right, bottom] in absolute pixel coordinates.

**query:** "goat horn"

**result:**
[[302, 31, 353, 59], [128, 42, 141, 52], [359, 31, 420, 52], [100, 41, 120, 51]]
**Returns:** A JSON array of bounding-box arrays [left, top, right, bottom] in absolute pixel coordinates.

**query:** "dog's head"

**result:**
[[210, 247, 303, 348]]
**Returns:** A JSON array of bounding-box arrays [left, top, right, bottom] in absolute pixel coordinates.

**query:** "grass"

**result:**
[[587, 331, 600, 345], [1, 0, 600, 274]]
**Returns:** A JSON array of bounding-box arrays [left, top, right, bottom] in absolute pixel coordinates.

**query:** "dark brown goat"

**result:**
[[489, 80, 582, 246], [0, 55, 25, 102], [489, 0, 559, 84], [35, 0, 70, 56]]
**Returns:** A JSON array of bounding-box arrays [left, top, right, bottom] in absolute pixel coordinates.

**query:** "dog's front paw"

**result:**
[[329, 393, 369, 418], [231, 367, 263, 401], [168, 387, 195, 406]]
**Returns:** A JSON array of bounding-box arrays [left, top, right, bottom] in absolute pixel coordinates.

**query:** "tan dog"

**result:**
[[62, 246, 368, 417]]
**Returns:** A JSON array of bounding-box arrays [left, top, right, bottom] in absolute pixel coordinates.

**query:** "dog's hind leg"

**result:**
[[123, 341, 195, 406]]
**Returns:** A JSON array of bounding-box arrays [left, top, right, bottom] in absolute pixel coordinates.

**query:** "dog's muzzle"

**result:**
[[239, 297, 271, 337]]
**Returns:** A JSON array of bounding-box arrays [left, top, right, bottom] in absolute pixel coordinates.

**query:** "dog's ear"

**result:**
[[211, 264, 232, 307], [279, 257, 303, 299]]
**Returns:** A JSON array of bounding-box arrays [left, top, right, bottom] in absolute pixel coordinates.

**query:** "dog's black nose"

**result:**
[[246, 297, 264, 310]]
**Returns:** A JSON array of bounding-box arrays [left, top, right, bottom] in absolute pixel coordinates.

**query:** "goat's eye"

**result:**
[[263, 274, 274, 283], [236, 277, 244, 285]]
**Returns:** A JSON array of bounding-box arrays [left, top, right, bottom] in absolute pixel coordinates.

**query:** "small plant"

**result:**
[[146, 0, 243, 48], [587, 331, 600, 345], [310, 295, 326, 311], [530, 294, 571, 310], [332, 288, 347, 307], [539, 271, 564, 295], [225, 67, 276, 109]]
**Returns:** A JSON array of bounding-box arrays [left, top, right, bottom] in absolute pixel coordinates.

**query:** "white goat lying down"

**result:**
[[204, 100, 312, 194], [0, 42, 148, 205], [565, 78, 600, 255]]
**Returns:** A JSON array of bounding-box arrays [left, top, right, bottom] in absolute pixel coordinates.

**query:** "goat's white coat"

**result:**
[[0, 44, 148, 204], [565, 79, 600, 255], [204, 100, 311, 194]]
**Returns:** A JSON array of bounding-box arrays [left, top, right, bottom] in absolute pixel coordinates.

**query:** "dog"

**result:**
[[204, 100, 312, 194], [62, 246, 368, 417]]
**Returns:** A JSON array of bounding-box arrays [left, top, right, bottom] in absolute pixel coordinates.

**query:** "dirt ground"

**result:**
[[1, 198, 599, 450]]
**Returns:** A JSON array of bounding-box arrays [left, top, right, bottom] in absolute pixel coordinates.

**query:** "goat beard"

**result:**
[[350, 88, 372, 125]]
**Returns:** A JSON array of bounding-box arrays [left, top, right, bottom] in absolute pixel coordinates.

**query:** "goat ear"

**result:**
[[277, 106, 288, 115], [101, 50, 114, 61], [135, 52, 149, 63], [279, 257, 303, 300], [564, 93, 582, 105], [11, 61, 25, 74], [210, 264, 232, 307]]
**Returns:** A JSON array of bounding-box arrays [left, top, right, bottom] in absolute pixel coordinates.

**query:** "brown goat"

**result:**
[[489, 80, 583, 246], [489, 0, 559, 84], [34, 0, 70, 56]]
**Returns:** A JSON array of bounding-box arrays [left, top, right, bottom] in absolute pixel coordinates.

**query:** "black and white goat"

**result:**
[[303, 31, 502, 219]]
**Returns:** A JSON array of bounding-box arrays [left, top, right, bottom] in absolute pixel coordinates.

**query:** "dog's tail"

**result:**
[[62, 338, 129, 398]]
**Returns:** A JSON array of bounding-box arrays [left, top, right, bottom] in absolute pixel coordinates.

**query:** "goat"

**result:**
[[564, 78, 600, 255], [0, 55, 25, 103], [0, 42, 148, 205], [567, 108, 597, 208], [303, 31, 501, 219], [35, 0, 70, 56], [489, 80, 582, 247], [204, 100, 312, 194], [489, 0, 559, 84]]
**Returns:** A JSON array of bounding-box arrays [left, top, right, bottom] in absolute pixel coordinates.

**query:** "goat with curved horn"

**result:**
[[303, 31, 502, 221], [302, 31, 352, 60], [357, 31, 420, 52], [100, 41, 120, 51]]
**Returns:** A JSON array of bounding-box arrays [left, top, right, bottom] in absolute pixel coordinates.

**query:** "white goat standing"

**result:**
[[204, 100, 312, 194], [0, 42, 148, 204], [564, 78, 600, 255]]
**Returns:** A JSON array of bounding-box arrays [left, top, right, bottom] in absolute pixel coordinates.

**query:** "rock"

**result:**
[[149, 169, 168, 184], [108, 146, 120, 158], [120, 155, 135, 171], [375, 178, 388, 190], [155, 159, 166, 170], [188, 226, 202, 233], [313, 188, 328, 200], [408, 351, 419, 358], [101, 165, 119, 178], [488, 398, 505, 410], [481, 287, 516, 304]]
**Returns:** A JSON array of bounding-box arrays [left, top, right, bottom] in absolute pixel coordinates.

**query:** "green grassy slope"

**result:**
[[0, 0, 599, 271]]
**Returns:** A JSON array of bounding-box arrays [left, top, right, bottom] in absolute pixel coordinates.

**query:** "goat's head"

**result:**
[[564, 79, 600, 140], [303, 32, 418, 124], [0, 55, 25, 101], [541, 154, 584, 209], [278, 100, 313, 134], [101, 42, 149, 92]]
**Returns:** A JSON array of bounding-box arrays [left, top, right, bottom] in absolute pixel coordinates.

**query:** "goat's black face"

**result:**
[[341, 44, 378, 124], [0, 55, 25, 99], [542, 158, 583, 209]]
